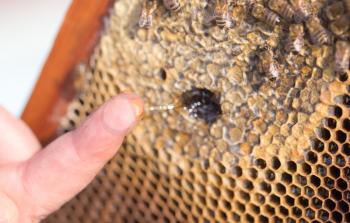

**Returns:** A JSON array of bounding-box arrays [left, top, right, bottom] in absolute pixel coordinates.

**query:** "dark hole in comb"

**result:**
[[332, 211, 342, 222], [336, 130, 347, 143], [328, 141, 338, 154], [316, 127, 331, 141], [181, 87, 222, 124], [338, 72, 348, 82], [306, 151, 318, 163], [311, 138, 324, 152], [318, 210, 329, 221], [342, 94, 350, 106], [159, 68, 167, 80], [287, 161, 297, 172], [343, 118, 350, 131], [337, 178, 347, 190], [324, 117, 337, 129], [259, 215, 268, 223], [329, 105, 342, 118], [298, 196, 308, 207], [331, 189, 342, 200], [271, 156, 281, 169], [324, 177, 334, 188], [342, 143, 350, 155]]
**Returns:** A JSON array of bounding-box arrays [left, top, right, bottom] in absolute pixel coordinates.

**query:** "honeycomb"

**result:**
[[45, 0, 350, 222]]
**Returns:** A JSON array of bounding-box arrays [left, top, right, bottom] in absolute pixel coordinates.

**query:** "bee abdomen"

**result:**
[[290, 0, 310, 23], [266, 11, 280, 26], [314, 30, 330, 45], [163, 0, 181, 12], [268, 0, 295, 21], [215, 16, 230, 28], [294, 9, 308, 23], [285, 38, 303, 53], [169, 3, 181, 12], [252, 4, 281, 27], [306, 17, 331, 45], [281, 5, 295, 21]]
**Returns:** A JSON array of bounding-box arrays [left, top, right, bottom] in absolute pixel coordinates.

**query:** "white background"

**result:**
[[0, 1, 71, 116]]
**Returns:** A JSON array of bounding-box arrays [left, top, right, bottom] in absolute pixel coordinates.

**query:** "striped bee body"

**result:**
[[290, 0, 311, 23], [139, 0, 158, 28], [163, 0, 181, 12], [268, 0, 295, 22], [259, 48, 280, 80], [251, 4, 281, 27], [213, 0, 232, 28], [306, 17, 331, 45]]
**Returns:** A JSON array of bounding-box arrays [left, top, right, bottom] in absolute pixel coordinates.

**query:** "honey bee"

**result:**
[[163, 0, 182, 12], [146, 87, 222, 124], [285, 24, 304, 53], [212, 0, 233, 28], [258, 47, 280, 80], [335, 41, 350, 75], [139, 0, 157, 29], [325, 1, 344, 21], [251, 3, 281, 27], [305, 16, 331, 45], [330, 15, 350, 37], [290, 0, 311, 23], [267, 0, 295, 22]]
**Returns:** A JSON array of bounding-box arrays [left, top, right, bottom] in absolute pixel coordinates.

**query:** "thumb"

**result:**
[[18, 93, 143, 217], [0, 192, 18, 223]]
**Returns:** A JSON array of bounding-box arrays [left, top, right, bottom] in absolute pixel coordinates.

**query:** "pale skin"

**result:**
[[0, 93, 144, 223]]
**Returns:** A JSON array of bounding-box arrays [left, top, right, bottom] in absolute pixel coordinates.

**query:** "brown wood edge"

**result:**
[[22, 0, 115, 145]]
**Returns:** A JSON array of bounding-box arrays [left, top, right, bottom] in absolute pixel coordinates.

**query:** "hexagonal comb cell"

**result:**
[[45, 0, 350, 222]]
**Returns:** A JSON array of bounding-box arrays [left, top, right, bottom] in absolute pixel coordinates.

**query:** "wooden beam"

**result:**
[[22, 0, 115, 145]]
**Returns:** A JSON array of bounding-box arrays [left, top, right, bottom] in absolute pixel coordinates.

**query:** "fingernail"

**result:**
[[102, 94, 144, 134], [129, 97, 144, 118]]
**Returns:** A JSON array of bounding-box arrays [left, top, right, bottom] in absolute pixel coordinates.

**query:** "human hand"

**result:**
[[0, 93, 143, 223]]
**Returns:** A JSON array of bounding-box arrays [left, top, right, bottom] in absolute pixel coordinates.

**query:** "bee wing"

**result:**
[[138, 11, 148, 27], [146, 15, 153, 26], [139, 10, 152, 28], [269, 63, 279, 78]]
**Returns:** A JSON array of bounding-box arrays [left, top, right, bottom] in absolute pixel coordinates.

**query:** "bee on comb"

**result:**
[[251, 3, 281, 27], [139, 0, 158, 29], [258, 46, 280, 81], [267, 0, 295, 22], [145, 87, 222, 124], [212, 0, 234, 28], [305, 16, 331, 45], [334, 40, 350, 75], [163, 0, 182, 12], [285, 24, 304, 53], [290, 0, 311, 23]]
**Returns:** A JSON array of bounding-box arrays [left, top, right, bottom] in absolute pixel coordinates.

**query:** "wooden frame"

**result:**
[[22, 0, 115, 145]]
